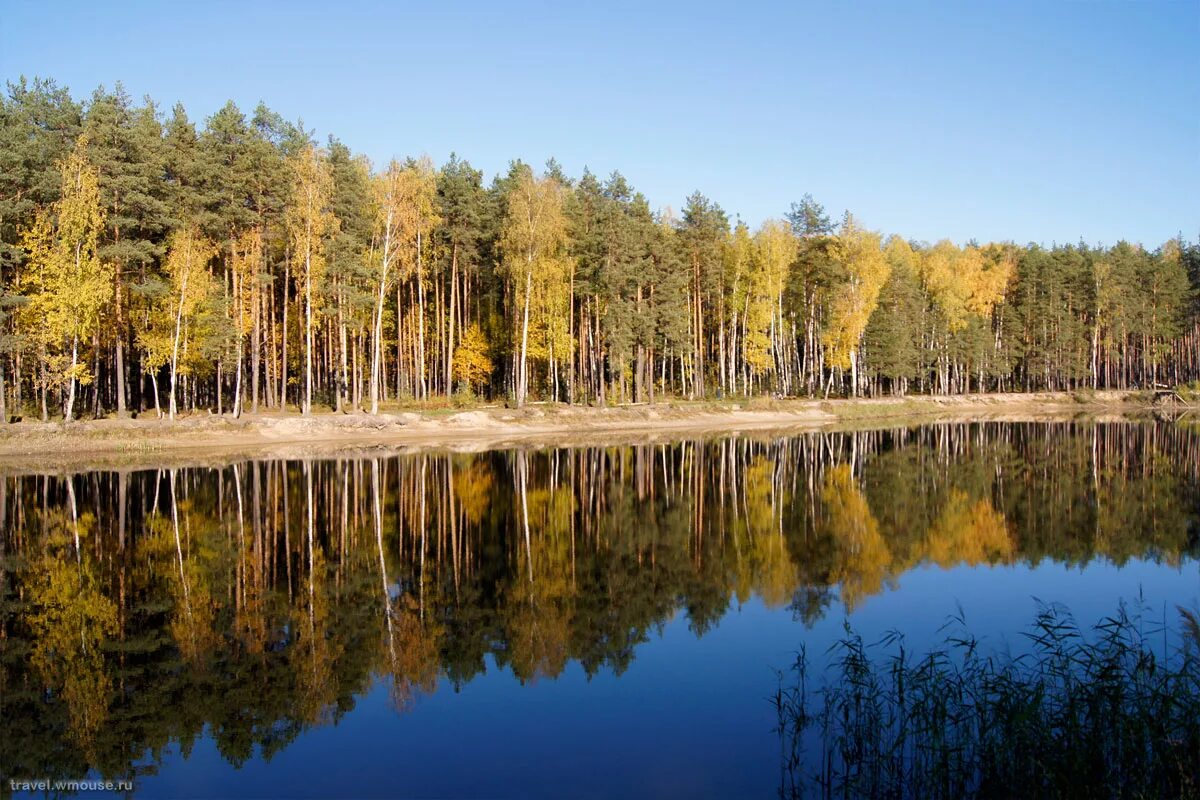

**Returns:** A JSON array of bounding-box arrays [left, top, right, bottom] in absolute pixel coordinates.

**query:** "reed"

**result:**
[[774, 601, 1200, 799]]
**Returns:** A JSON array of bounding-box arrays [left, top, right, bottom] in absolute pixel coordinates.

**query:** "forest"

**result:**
[[2, 77, 1199, 421]]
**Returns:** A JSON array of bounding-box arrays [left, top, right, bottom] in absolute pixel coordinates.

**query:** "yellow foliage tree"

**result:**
[[287, 144, 337, 415], [453, 322, 493, 394], [500, 168, 571, 406], [29, 509, 118, 756], [821, 464, 891, 611], [924, 490, 1014, 567], [919, 240, 1014, 392], [149, 226, 218, 419], [822, 216, 890, 395], [20, 135, 112, 421], [393, 158, 440, 401], [921, 240, 1013, 332], [229, 227, 262, 418], [369, 160, 404, 413], [747, 219, 795, 381]]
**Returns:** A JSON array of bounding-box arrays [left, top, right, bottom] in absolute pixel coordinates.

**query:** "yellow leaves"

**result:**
[[287, 144, 337, 293], [16, 207, 54, 292], [741, 220, 795, 375], [453, 323, 493, 390], [969, 244, 1014, 317], [161, 225, 220, 374], [723, 221, 754, 297], [230, 227, 263, 337], [925, 490, 1014, 567], [372, 161, 405, 283], [523, 255, 574, 361], [398, 158, 440, 275], [501, 169, 573, 362], [753, 219, 797, 293], [1160, 237, 1182, 265], [822, 218, 890, 370], [883, 234, 918, 274], [735, 457, 798, 608], [28, 510, 118, 756], [453, 457, 495, 525], [374, 157, 440, 283], [920, 240, 968, 331], [920, 240, 1012, 332], [501, 169, 568, 274], [165, 226, 218, 311], [54, 134, 106, 265], [385, 593, 442, 712], [19, 133, 113, 351], [820, 464, 890, 611], [743, 329, 775, 373]]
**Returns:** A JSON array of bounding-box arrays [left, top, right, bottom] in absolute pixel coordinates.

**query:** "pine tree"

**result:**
[[0, 77, 82, 276], [863, 237, 925, 394], [786, 195, 837, 394], [325, 138, 373, 412], [436, 154, 486, 396], [677, 192, 728, 397], [84, 85, 168, 415]]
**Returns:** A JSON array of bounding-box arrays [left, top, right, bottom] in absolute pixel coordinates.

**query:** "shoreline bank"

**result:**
[[0, 390, 1176, 472]]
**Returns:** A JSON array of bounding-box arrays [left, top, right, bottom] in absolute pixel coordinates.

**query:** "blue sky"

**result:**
[[2, 0, 1196, 246]]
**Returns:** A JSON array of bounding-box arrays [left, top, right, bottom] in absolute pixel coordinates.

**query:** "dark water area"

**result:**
[[2, 422, 1198, 798]]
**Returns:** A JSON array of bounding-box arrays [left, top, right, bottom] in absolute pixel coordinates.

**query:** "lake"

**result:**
[[2, 421, 1198, 798]]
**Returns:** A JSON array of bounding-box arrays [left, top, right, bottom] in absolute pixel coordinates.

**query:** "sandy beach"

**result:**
[[0, 390, 1170, 473]]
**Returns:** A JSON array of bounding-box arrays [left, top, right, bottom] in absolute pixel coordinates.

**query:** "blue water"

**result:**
[[120, 559, 1198, 800]]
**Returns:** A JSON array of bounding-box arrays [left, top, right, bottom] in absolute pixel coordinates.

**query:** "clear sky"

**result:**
[[2, 0, 1197, 246]]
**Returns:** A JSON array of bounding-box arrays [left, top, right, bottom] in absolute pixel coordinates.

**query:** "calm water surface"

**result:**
[[2, 422, 1198, 798]]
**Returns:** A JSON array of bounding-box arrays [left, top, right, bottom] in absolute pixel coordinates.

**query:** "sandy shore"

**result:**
[[0, 390, 1169, 472]]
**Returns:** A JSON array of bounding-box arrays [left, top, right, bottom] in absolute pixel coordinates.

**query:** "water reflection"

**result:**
[[1, 422, 1197, 787]]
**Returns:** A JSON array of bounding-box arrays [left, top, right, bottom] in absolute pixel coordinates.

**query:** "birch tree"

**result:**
[[229, 227, 261, 417], [155, 225, 216, 419], [394, 158, 439, 401], [20, 135, 112, 421], [500, 167, 569, 406], [369, 161, 404, 414], [821, 216, 889, 396], [287, 144, 336, 415]]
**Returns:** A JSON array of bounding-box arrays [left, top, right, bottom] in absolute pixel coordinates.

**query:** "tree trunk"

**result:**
[[233, 339, 244, 419], [371, 280, 386, 414], [169, 269, 188, 421], [0, 351, 7, 423], [446, 243, 457, 394], [65, 334, 79, 422], [115, 330, 127, 417], [850, 348, 859, 397], [304, 250, 313, 415], [280, 258, 289, 410], [518, 270, 532, 407], [151, 370, 162, 418], [252, 275, 261, 413]]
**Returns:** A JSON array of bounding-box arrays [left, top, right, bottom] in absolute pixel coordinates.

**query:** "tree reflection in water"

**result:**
[[1, 421, 1197, 785]]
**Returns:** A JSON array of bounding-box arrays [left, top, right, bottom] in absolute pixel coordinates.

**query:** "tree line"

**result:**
[[2, 77, 1198, 421]]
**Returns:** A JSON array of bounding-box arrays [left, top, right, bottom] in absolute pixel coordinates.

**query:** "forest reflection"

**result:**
[[2, 422, 1198, 785]]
